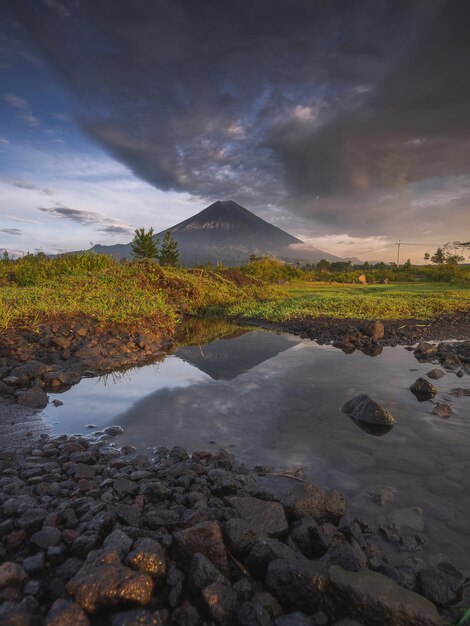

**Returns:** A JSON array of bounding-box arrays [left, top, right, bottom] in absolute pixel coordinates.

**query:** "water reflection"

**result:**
[[42, 326, 470, 572]]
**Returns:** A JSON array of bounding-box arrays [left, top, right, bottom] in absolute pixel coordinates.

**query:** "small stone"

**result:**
[[418, 564, 464, 607], [104, 426, 124, 436], [431, 403, 454, 417], [266, 558, 324, 614], [410, 378, 437, 401], [104, 529, 133, 559], [23, 552, 45, 574], [31, 527, 61, 549], [128, 538, 167, 580], [202, 582, 237, 624], [342, 394, 395, 425], [52, 399, 64, 407], [46, 599, 90, 626], [0, 562, 27, 589], [368, 485, 396, 506], [427, 369, 446, 380], [187, 553, 227, 594]]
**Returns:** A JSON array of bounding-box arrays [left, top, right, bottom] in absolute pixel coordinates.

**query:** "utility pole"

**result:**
[[396, 240, 401, 267]]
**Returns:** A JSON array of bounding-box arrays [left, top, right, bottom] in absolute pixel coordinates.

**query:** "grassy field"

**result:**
[[1, 254, 470, 333], [225, 281, 470, 321]]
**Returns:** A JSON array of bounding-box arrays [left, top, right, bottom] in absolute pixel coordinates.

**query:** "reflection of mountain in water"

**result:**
[[176, 330, 298, 380]]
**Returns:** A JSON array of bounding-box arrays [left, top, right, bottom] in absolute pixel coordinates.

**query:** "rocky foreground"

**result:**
[[1, 438, 468, 626]]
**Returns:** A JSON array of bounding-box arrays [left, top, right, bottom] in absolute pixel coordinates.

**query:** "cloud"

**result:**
[[42, 0, 71, 19], [3, 0, 469, 242], [0, 137, 9, 144], [3, 93, 39, 127], [0, 228, 22, 235], [38, 205, 103, 225], [11, 180, 53, 195], [38, 203, 134, 234], [95, 224, 134, 235]]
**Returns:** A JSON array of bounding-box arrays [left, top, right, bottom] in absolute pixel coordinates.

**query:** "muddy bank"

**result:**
[[1, 436, 468, 626], [244, 310, 470, 355], [0, 315, 175, 408]]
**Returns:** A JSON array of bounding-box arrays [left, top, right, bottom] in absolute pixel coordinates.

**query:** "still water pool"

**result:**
[[42, 325, 470, 571]]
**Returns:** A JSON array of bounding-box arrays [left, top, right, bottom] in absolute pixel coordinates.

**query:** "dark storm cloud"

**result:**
[[4, 0, 469, 237]]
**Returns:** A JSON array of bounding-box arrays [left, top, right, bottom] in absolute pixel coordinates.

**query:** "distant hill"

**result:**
[[91, 200, 360, 266]]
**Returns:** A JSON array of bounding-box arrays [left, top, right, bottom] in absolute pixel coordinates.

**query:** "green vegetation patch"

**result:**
[[226, 281, 470, 322]]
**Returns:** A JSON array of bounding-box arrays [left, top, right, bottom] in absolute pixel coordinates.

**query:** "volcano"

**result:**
[[91, 200, 357, 265]]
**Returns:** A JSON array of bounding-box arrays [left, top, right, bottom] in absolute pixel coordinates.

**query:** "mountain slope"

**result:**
[[91, 200, 355, 265]]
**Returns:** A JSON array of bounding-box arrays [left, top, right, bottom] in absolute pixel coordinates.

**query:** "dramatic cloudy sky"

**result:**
[[1, 0, 469, 261]]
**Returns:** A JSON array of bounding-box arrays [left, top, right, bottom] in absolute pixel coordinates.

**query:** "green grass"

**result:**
[[1, 254, 469, 334], [0, 255, 274, 332], [225, 281, 470, 321]]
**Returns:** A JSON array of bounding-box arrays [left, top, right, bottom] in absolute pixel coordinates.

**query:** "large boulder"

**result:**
[[227, 497, 288, 539], [325, 566, 443, 625], [67, 550, 153, 613], [342, 394, 396, 426], [265, 558, 325, 614], [171, 521, 229, 575]]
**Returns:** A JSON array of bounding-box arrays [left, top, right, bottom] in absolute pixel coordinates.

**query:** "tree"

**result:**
[[431, 247, 446, 265], [424, 252, 430, 264], [2, 250, 10, 262], [130, 228, 159, 259], [158, 230, 179, 266]]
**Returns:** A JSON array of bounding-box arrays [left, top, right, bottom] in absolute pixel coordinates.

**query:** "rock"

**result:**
[[289, 519, 343, 559], [223, 518, 258, 556], [441, 352, 462, 370], [115, 503, 140, 527], [23, 553, 45, 574], [414, 342, 437, 356], [274, 613, 312, 626], [171, 521, 229, 575], [30, 526, 61, 549], [17, 385, 48, 409], [228, 497, 288, 538], [46, 599, 90, 626], [431, 403, 454, 417], [128, 538, 167, 580], [427, 369, 445, 380], [252, 592, 283, 619], [326, 566, 443, 625], [114, 477, 139, 498], [144, 509, 179, 529], [265, 558, 324, 614], [247, 539, 302, 577], [388, 507, 424, 531], [104, 426, 124, 436], [324, 543, 367, 572], [410, 378, 437, 401], [342, 394, 396, 426], [359, 321, 385, 340], [236, 601, 273, 626], [103, 529, 133, 559], [67, 550, 153, 613], [368, 485, 396, 506], [0, 562, 27, 589], [187, 553, 227, 594], [276, 482, 347, 525], [418, 564, 464, 606], [202, 582, 237, 624], [51, 399, 64, 407], [111, 609, 169, 625]]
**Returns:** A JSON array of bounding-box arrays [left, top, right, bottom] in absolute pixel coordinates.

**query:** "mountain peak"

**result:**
[[91, 200, 356, 265]]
